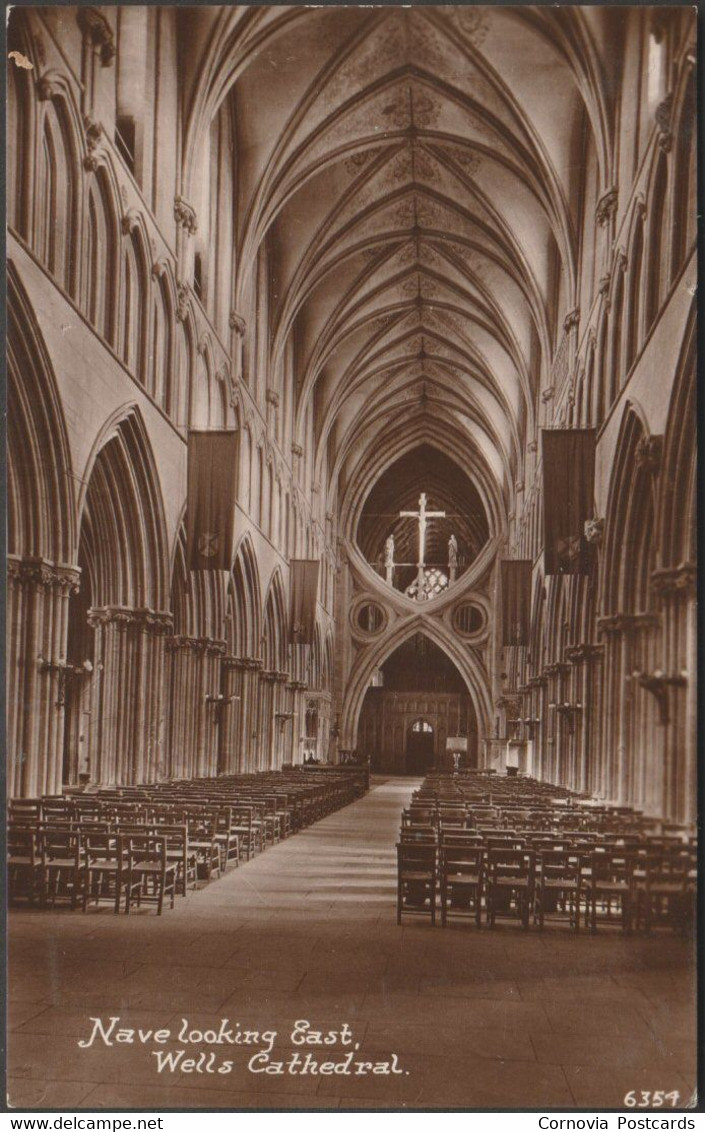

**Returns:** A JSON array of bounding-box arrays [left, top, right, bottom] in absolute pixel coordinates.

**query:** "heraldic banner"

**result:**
[[542, 428, 596, 575], [290, 559, 320, 644], [500, 559, 533, 645], [187, 430, 239, 570]]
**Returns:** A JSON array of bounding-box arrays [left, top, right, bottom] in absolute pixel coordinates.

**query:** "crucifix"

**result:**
[[400, 492, 445, 598]]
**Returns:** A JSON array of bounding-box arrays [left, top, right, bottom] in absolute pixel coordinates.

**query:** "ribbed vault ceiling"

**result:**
[[182, 5, 612, 526]]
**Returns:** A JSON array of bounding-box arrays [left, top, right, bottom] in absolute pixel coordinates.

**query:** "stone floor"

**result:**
[[6, 779, 698, 1111]]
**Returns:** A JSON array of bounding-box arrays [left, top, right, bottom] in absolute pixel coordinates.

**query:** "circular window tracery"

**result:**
[[453, 601, 487, 638], [351, 598, 388, 637]]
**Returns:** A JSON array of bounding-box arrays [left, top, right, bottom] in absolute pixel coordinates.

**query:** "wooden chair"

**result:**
[[396, 842, 437, 925], [534, 849, 581, 930], [439, 840, 484, 927], [582, 849, 634, 932], [39, 825, 82, 909], [213, 807, 241, 868], [123, 833, 177, 915], [486, 848, 535, 929], [156, 823, 197, 895], [81, 831, 125, 913], [634, 849, 691, 933], [8, 798, 42, 827], [187, 812, 223, 881], [7, 825, 42, 905]]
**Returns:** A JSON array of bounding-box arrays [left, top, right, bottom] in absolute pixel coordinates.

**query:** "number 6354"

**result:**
[[624, 1091, 680, 1108]]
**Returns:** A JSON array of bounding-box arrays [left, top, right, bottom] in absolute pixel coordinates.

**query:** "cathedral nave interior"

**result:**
[[6, 4, 697, 1112]]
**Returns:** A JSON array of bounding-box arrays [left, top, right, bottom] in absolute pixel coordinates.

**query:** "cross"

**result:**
[[400, 492, 445, 597]]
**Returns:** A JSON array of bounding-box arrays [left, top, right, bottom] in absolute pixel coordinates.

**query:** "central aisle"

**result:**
[[8, 779, 696, 1111]]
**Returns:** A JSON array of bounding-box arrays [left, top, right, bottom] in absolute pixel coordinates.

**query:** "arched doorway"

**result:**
[[357, 633, 479, 773], [406, 719, 435, 775]]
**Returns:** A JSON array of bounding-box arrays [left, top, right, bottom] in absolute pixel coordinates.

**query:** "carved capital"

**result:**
[[265, 388, 280, 408], [76, 7, 115, 65], [541, 386, 554, 404], [584, 517, 605, 545], [563, 307, 580, 334], [8, 556, 81, 594], [176, 281, 190, 322], [635, 435, 663, 473], [655, 92, 673, 153], [565, 643, 604, 664], [89, 606, 173, 633], [598, 612, 659, 637], [37, 75, 61, 102], [82, 116, 103, 171], [173, 195, 198, 235], [595, 187, 618, 227], [165, 634, 226, 655], [229, 311, 247, 336], [291, 443, 303, 458], [527, 675, 548, 688], [651, 563, 696, 598]]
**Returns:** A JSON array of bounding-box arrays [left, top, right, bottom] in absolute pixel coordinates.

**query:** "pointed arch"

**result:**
[[78, 406, 170, 610], [341, 615, 491, 748], [7, 261, 76, 563], [601, 403, 657, 618], [262, 568, 288, 672], [229, 532, 263, 657]]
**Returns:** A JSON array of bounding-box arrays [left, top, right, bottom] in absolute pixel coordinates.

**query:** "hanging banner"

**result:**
[[500, 559, 532, 645], [542, 428, 596, 575], [186, 430, 239, 570], [290, 559, 320, 644]]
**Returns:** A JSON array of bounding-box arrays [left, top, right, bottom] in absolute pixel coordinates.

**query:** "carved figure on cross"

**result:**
[[400, 492, 446, 597]]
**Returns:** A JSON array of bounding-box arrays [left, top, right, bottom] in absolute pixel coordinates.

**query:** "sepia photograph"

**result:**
[[4, 2, 698, 1114]]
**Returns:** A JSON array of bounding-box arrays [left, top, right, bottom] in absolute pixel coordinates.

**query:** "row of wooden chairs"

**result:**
[[397, 838, 695, 933], [398, 770, 695, 932], [8, 825, 179, 914], [7, 768, 364, 913]]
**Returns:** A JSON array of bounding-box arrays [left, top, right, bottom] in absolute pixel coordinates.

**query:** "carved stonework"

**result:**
[[655, 92, 673, 153], [165, 635, 226, 656], [527, 440, 537, 454], [7, 556, 81, 594], [597, 613, 659, 636], [584, 517, 605, 545], [635, 435, 663, 473], [37, 75, 61, 102], [173, 195, 198, 235], [229, 312, 246, 336], [651, 563, 696, 598], [566, 643, 604, 664], [176, 282, 190, 322], [563, 308, 580, 334], [83, 116, 103, 172], [541, 386, 554, 404], [77, 7, 115, 66], [595, 187, 618, 227], [454, 7, 491, 44], [87, 606, 173, 633], [265, 388, 280, 408]]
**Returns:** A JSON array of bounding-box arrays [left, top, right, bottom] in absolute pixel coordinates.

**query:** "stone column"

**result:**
[[651, 564, 696, 822], [88, 607, 172, 786], [164, 635, 225, 780], [220, 656, 247, 775], [7, 557, 81, 797]]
